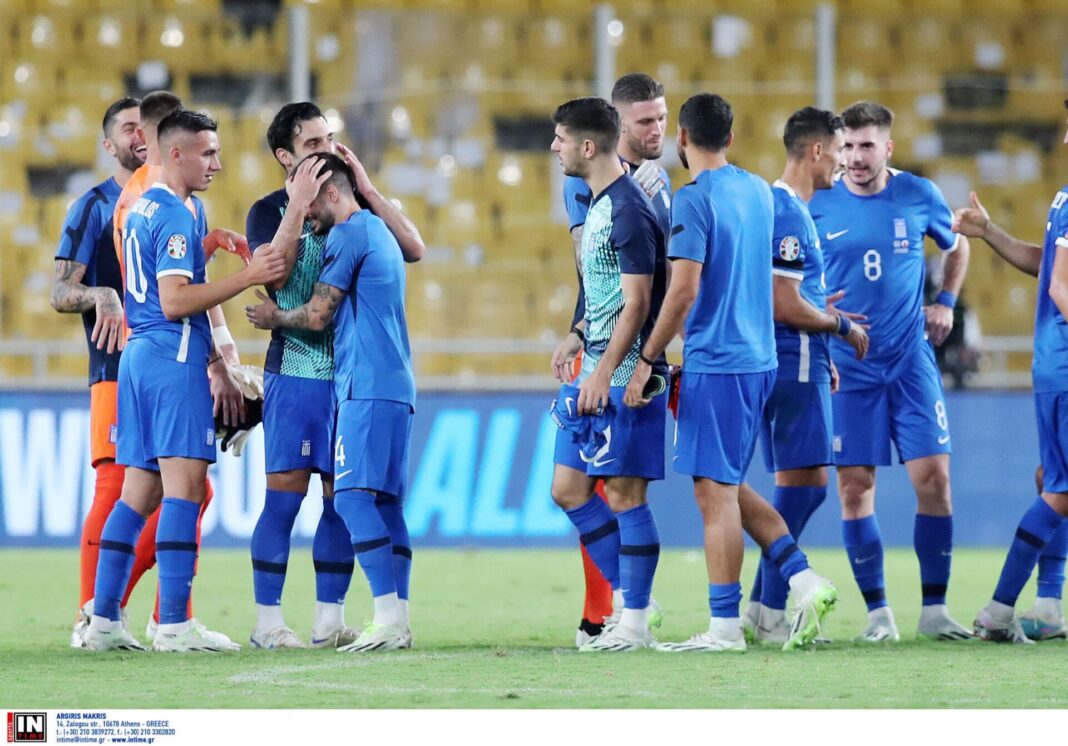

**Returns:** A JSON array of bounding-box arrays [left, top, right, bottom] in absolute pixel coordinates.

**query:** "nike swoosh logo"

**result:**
[[938, 435, 950, 444], [825, 229, 849, 241], [336, 469, 353, 480], [310, 637, 331, 646], [565, 397, 575, 418], [941, 550, 953, 557], [853, 555, 877, 565]]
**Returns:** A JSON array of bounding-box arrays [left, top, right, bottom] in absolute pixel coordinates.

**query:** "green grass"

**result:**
[[1, 547, 1065, 708]]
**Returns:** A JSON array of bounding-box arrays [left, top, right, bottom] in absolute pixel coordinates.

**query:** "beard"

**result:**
[[678, 146, 689, 170], [115, 146, 144, 173], [627, 133, 662, 161], [310, 211, 336, 236]]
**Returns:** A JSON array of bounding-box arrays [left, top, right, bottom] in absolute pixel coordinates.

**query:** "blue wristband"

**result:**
[[835, 314, 851, 337], [935, 290, 957, 309]]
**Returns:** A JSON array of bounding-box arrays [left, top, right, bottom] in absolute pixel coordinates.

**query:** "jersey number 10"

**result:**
[[124, 228, 149, 304]]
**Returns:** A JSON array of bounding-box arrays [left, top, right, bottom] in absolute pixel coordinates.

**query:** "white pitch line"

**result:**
[[227, 656, 669, 699]]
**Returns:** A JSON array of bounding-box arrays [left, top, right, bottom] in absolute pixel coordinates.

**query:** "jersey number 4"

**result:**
[[123, 228, 149, 304]]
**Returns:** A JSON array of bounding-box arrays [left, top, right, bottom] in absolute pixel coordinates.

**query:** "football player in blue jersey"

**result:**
[[247, 152, 416, 652], [551, 73, 670, 647], [82, 110, 287, 652], [951, 111, 1068, 640], [245, 103, 424, 650], [52, 97, 146, 646], [743, 107, 869, 644], [627, 93, 837, 652], [808, 101, 974, 642], [547, 96, 667, 652]]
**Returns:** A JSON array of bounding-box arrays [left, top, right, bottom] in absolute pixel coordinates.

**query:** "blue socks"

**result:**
[[565, 498, 620, 590], [843, 514, 887, 611], [709, 582, 743, 618], [156, 497, 200, 625], [250, 489, 304, 606], [376, 495, 412, 601], [914, 513, 953, 606], [94, 500, 146, 621], [993, 497, 1067, 607], [1037, 519, 1068, 600], [617, 504, 659, 610], [334, 488, 396, 598], [313, 497, 355, 604], [759, 486, 823, 610]]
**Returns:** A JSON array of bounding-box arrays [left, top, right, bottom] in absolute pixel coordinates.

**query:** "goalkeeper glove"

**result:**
[[632, 159, 664, 199]]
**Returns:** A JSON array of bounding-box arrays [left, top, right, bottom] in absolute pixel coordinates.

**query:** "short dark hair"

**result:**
[[267, 102, 325, 155], [841, 100, 894, 130], [611, 73, 664, 105], [102, 97, 140, 137], [297, 152, 356, 197], [783, 106, 844, 158], [678, 93, 733, 151], [139, 91, 183, 129], [552, 97, 620, 155], [157, 109, 217, 146]]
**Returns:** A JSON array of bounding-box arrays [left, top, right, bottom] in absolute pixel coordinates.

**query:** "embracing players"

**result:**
[[808, 101, 974, 642], [247, 152, 416, 652], [245, 102, 424, 649]]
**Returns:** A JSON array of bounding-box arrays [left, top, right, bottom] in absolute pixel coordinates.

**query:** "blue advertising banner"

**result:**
[[0, 389, 1041, 548]]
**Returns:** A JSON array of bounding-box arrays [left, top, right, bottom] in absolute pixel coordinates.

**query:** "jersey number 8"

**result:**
[[123, 228, 149, 304], [863, 249, 882, 281]]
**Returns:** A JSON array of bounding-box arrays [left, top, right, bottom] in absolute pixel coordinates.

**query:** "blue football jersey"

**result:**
[[1033, 185, 1068, 394], [669, 165, 777, 375], [120, 183, 211, 364], [318, 210, 415, 407], [55, 177, 124, 385], [577, 174, 667, 386], [771, 180, 830, 384], [808, 170, 959, 389]]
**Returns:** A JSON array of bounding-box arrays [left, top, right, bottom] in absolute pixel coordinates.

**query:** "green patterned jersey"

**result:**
[[578, 175, 666, 386], [246, 188, 334, 380]]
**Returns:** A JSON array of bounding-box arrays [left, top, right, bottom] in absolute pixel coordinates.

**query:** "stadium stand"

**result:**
[[0, 0, 1063, 382]]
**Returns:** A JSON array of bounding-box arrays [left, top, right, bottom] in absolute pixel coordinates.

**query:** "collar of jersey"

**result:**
[[773, 179, 798, 200], [149, 181, 180, 200]]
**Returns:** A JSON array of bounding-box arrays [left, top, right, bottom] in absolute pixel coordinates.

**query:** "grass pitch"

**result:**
[[1, 547, 1066, 709]]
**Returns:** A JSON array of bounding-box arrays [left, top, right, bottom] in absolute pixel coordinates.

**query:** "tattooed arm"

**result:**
[[245, 282, 344, 332], [51, 259, 126, 354]]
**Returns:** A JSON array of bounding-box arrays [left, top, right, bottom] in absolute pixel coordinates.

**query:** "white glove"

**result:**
[[633, 159, 664, 199], [227, 427, 255, 457], [231, 364, 264, 399]]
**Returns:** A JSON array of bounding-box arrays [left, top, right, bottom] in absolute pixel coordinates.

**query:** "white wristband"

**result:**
[[212, 325, 235, 349]]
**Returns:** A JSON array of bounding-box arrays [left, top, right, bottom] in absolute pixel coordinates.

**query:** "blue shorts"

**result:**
[[761, 379, 833, 472], [552, 383, 666, 480], [1036, 391, 1068, 494], [263, 372, 336, 475], [334, 398, 413, 498], [674, 370, 775, 485], [117, 339, 216, 471], [832, 343, 951, 466]]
